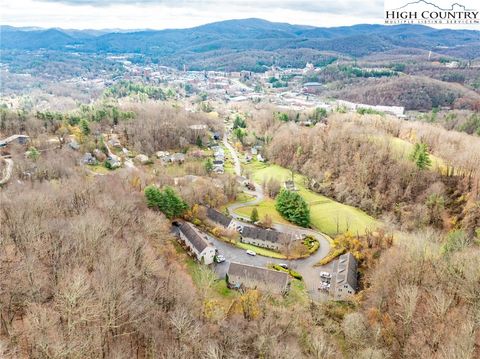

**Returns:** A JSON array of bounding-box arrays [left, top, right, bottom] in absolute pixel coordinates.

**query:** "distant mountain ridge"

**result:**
[[1, 18, 479, 69]]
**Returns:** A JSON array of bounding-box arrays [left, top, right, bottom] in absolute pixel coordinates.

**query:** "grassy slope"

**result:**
[[239, 161, 378, 236], [388, 137, 446, 172], [220, 142, 235, 174], [87, 164, 112, 174], [236, 197, 291, 225]]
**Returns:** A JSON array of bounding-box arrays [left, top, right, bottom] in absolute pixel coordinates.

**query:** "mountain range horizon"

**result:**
[[1, 17, 479, 72], [2, 15, 480, 32]]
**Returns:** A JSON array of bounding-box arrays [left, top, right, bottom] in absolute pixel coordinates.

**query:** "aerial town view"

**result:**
[[1, 0, 480, 358]]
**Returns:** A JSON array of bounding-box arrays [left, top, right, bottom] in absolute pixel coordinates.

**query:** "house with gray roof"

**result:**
[[227, 262, 290, 294], [206, 207, 232, 228], [178, 222, 216, 265], [240, 225, 293, 251], [332, 252, 358, 301], [170, 153, 186, 164], [0, 134, 30, 148]]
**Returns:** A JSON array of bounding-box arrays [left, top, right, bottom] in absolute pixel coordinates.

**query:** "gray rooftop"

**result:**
[[335, 252, 358, 289], [206, 207, 232, 228], [241, 225, 291, 244], [179, 222, 211, 253], [227, 262, 289, 292]]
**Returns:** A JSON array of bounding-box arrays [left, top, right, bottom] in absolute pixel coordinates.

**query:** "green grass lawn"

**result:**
[[284, 279, 309, 306], [235, 242, 287, 259], [223, 159, 235, 174], [239, 161, 378, 236], [220, 143, 235, 174], [235, 198, 291, 225], [236, 192, 256, 203], [87, 164, 112, 174], [387, 137, 446, 172]]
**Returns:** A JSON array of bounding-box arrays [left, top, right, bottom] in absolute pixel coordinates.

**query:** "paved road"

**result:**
[[220, 133, 332, 300], [223, 135, 241, 176], [209, 231, 330, 300]]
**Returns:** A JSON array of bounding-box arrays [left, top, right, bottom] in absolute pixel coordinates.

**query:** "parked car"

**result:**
[[246, 250, 257, 256], [278, 263, 289, 269], [320, 271, 331, 278], [215, 254, 226, 263], [318, 284, 330, 291]]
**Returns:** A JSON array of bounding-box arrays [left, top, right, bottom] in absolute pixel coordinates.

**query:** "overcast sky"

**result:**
[[1, 0, 478, 29]]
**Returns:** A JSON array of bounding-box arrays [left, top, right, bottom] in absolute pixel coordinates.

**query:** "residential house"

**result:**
[[302, 82, 323, 94], [106, 154, 121, 168], [93, 149, 106, 162], [0, 134, 30, 147], [206, 207, 233, 228], [82, 152, 97, 165], [214, 147, 224, 156], [227, 262, 290, 294], [212, 166, 224, 174], [156, 151, 170, 159], [108, 137, 122, 148], [68, 139, 80, 151], [332, 252, 358, 301], [178, 222, 216, 265], [134, 154, 150, 164], [170, 153, 186, 164], [240, 225, 293, 251]]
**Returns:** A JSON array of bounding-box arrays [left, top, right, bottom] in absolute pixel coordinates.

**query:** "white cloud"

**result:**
[[0, 0, 384, 29], [1, 0, 478, 29]]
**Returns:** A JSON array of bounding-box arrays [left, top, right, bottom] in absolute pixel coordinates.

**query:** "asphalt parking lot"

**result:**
[[207, 233, 331, 301]]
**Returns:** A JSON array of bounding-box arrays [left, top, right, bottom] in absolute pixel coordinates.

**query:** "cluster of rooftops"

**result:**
[[206, 207, 294, 245], [177, 220, 290, 294], [177, 207, 358, 299]]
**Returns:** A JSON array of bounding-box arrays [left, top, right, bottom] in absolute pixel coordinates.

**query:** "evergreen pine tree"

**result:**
[[250, 207, 259, 222]]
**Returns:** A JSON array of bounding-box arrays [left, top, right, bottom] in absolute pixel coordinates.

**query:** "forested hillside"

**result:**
[[2, 19, 479, 71]]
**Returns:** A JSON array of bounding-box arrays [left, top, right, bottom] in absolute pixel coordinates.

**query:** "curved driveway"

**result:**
[[219, 133, 331, 300]]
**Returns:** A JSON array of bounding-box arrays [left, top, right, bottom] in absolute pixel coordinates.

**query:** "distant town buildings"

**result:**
[[302, 82, 323, 94], [336, 100, 405, 118]]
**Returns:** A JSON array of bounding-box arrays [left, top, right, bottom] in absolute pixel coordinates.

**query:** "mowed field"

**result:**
[[237, 161, 378, 236]]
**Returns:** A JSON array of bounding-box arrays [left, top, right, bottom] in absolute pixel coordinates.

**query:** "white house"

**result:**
[[178, 222, 216, 265]]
